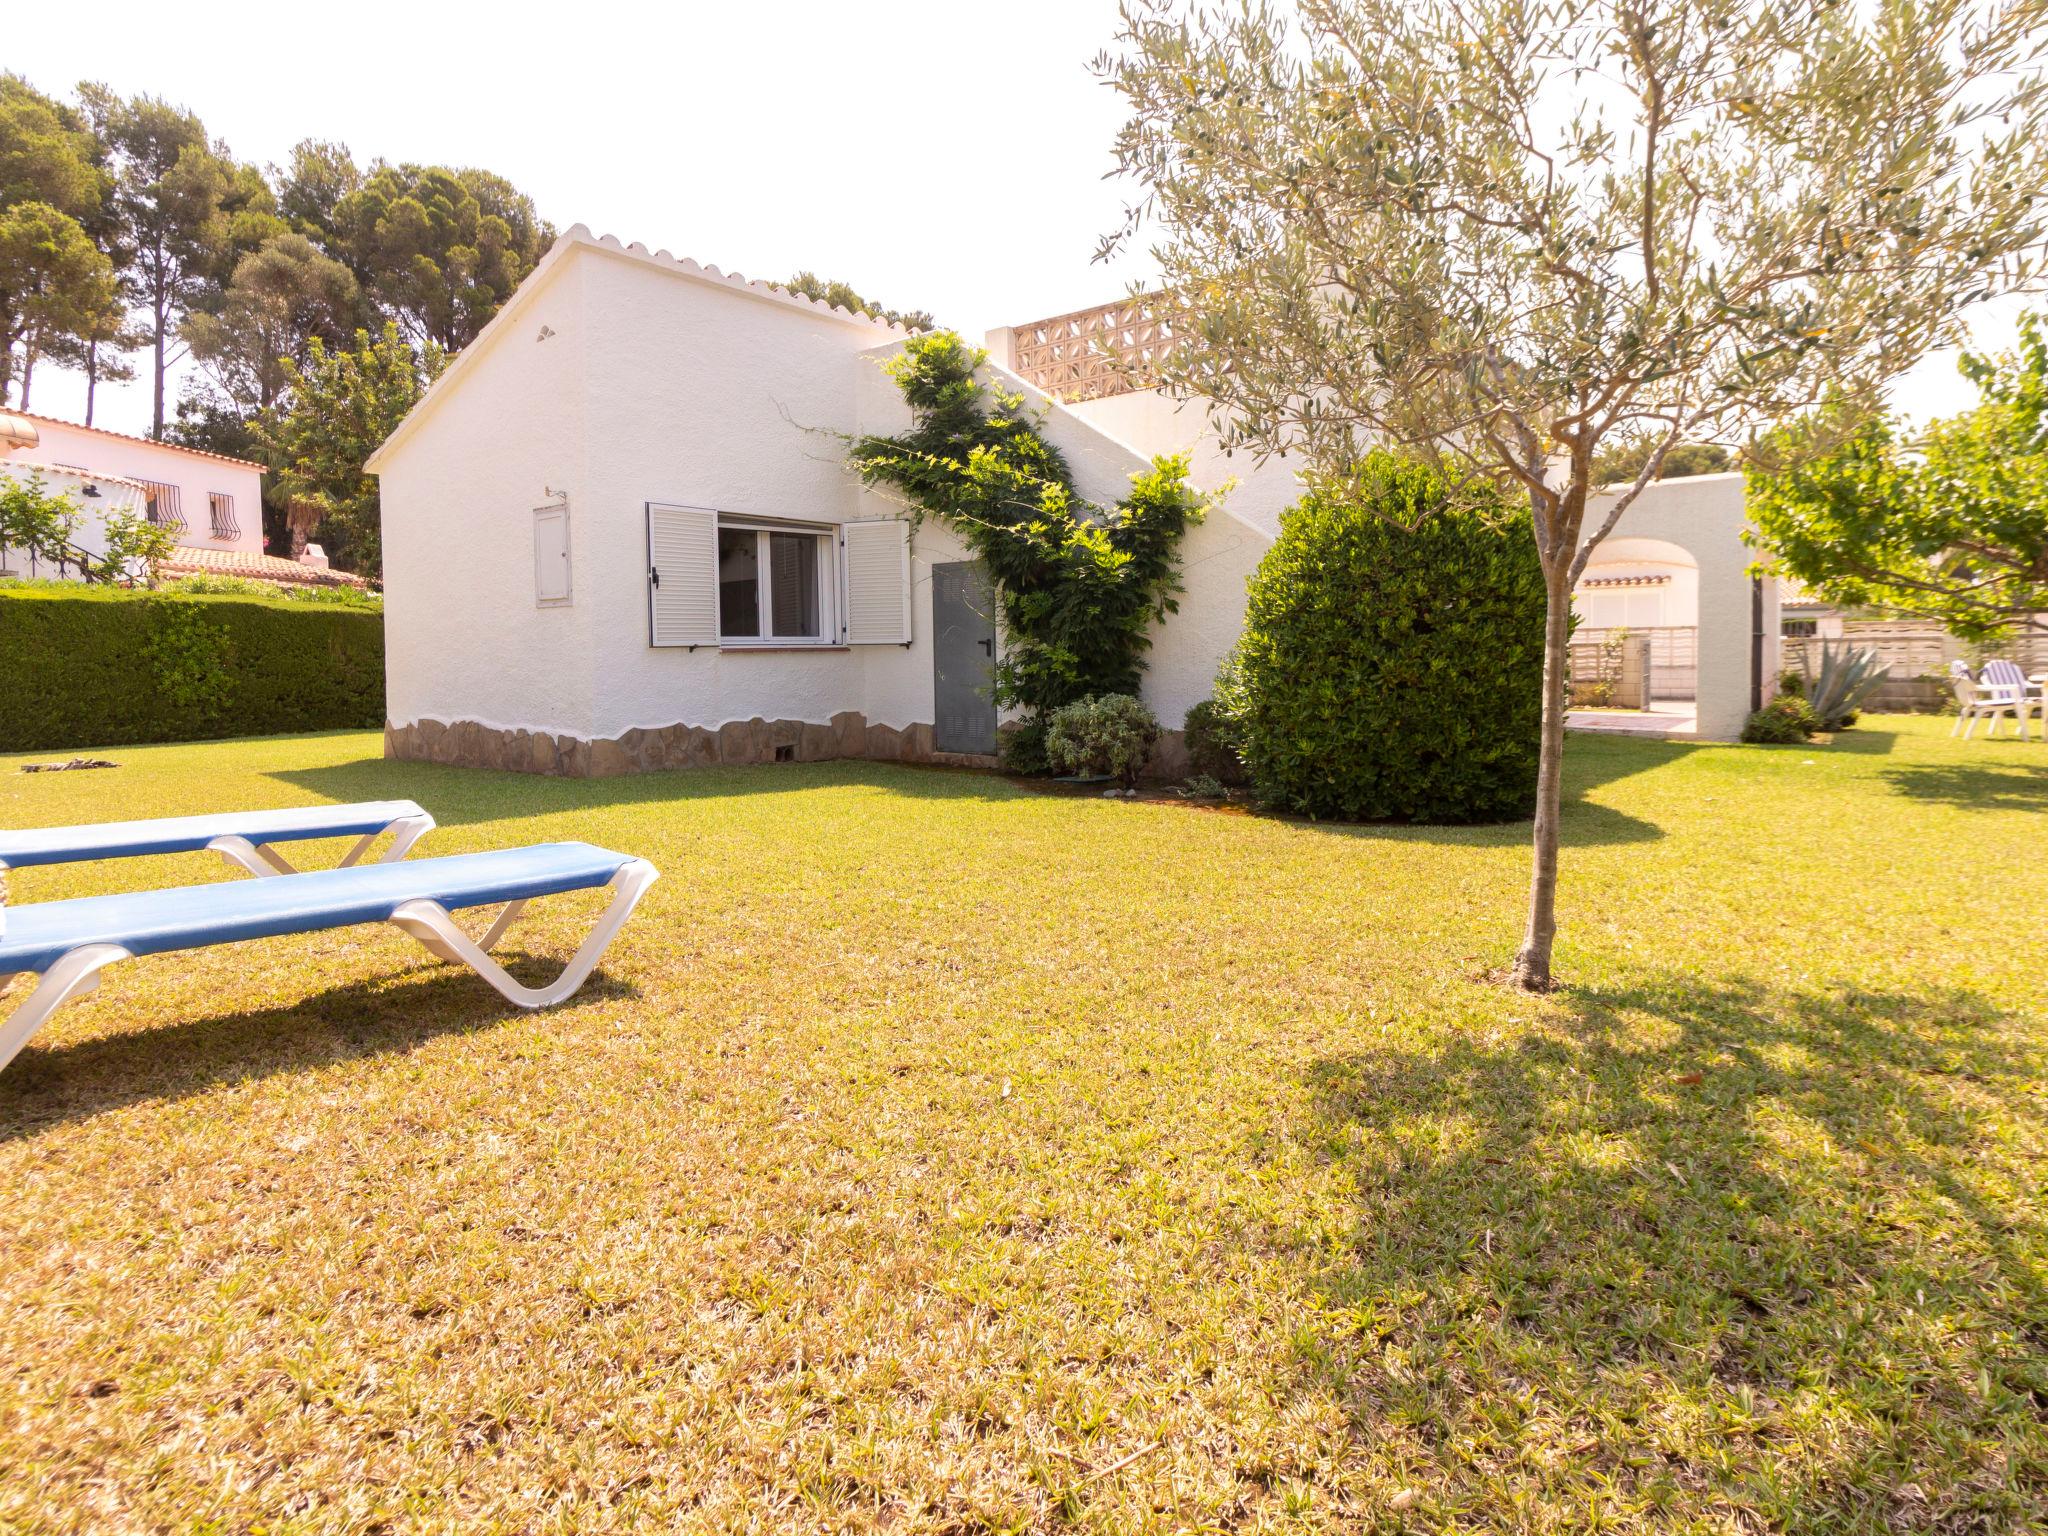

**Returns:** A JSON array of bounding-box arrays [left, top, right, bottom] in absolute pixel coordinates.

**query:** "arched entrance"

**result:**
[[1567, 474, 1778, 741], [1575, 535, 1700, 706]]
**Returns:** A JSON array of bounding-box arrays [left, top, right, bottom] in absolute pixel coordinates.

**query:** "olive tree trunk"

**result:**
[[1511, 562, 1575, 990], [1511, 458, 1592, 993]]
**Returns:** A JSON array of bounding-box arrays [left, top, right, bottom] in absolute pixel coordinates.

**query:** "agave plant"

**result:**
[[1799, 643, 1889, 731]]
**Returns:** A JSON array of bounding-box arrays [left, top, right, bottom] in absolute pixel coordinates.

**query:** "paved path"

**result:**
[[1567, 702, 1698, 737]]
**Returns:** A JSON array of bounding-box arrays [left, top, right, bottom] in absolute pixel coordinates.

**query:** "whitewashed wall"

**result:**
[[375, 231, 1274, 759], [377, 234, 923, 747], [905, 353, 1278, 731], [1584, 473, 1777, 739], [574, 245, 906, 740], [848, 349, 971, 732], [0, 464, 151, 580], [376, 251, 595, 737], [1058, 388, 1302, 543], [1142, 511, 1269, 727], [1040, 389, 1276, 727]]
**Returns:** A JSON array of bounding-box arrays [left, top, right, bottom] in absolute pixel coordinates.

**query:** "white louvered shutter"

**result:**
[[646, 503, 720, 647], [842, 518, 912, 645]]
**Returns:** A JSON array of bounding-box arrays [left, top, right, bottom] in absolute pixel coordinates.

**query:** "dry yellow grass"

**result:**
[[1, 719, 2044, 1533]]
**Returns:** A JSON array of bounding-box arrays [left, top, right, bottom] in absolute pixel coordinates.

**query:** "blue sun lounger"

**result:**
[[0, 843, 659, 1075], [0, 801, 436, 879]]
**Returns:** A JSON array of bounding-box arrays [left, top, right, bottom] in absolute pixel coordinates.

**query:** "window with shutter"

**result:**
[[534, 504, 572, 605], [714, 521, 834, 643], [842, 519, 912, 645], [646, 503, 720, 646]]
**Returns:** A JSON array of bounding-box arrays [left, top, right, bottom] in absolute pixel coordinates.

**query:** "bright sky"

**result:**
[[5, 0, 2024, 440], [9, 0, 1156, 439]]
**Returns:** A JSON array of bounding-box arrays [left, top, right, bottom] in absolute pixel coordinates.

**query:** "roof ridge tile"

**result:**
[[5, 413, 265, 470], [572, 227, 909, 331]]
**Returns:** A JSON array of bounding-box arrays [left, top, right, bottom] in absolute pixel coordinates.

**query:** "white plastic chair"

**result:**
[[1952, 659, 2033, 740]]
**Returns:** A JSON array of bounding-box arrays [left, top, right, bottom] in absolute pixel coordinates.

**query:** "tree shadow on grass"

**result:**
[[1879, 759, 2048, 812], [1558, 730, 1702, 789], [264, 756, 1035, 835], [260, 735, 1691, 848], [1259, 732, 1690, 848], [0, 959, 640, 1142], [1292, 795, 1666, 850], [1815, 726, 1903, 755], [1295, 973, 2048, 1529]]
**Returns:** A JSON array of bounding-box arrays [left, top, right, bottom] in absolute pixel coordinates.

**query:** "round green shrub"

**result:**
[[997, 719, 1050, 776], [1741, 693, 1820, 744], [1181, 698, 1246, 784], [1222, 459, 1547, 823], [1044, 693, 1160, 787]]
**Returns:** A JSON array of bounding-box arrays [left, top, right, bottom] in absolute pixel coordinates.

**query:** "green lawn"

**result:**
[[2, 719, 2044, 1533]]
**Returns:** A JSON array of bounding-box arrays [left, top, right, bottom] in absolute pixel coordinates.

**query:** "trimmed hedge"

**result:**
[[0, 584, 383, 751], [1222, 461, 1547, 823]]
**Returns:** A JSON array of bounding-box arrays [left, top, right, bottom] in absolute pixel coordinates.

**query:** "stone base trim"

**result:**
[[384, 713, 1001, 778]]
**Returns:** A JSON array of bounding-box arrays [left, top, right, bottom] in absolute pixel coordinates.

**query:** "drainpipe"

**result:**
[[1750, 576, 1765, 712]]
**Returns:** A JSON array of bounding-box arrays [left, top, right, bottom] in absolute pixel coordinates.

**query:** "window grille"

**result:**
[[138, 480, 185, 531]]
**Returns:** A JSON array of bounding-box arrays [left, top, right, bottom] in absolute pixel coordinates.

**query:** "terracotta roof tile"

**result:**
[[159, 547, 370, 589], [1579, 573, 1673, 588]]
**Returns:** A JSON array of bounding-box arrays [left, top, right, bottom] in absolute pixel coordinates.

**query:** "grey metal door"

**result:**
[[933, 561, 998, 755]]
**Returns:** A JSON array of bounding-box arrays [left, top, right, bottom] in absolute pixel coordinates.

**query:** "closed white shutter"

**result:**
[[646, 503, 720, 647], [842, 518, 912, 645], [534, 505, 572, 604]]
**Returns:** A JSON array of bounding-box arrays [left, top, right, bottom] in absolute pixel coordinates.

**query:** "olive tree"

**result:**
[[1098, 0, 2048, 988]]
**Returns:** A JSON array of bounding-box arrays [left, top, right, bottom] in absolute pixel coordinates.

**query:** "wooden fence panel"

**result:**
[[1782, 624, 2048, 712], [1574, 627, 1692, 701]]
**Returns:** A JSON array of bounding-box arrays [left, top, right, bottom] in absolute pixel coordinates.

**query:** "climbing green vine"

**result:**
[[848, 331, 1203, 718]]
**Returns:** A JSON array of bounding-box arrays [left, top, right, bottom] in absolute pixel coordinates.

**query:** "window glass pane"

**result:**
[[718, 528, 760, 637], [769, 532, 820, 638]]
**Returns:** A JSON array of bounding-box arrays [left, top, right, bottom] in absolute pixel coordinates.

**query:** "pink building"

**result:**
[[2, 411, 266, 559], [0, 411, 362, 588]]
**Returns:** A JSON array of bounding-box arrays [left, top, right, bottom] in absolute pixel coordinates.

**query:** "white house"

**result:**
[[367, 227, 1273, 776], [0, 456, 153, 580], [369, 228, 1778, 774], [1, 412, 377, 591]]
